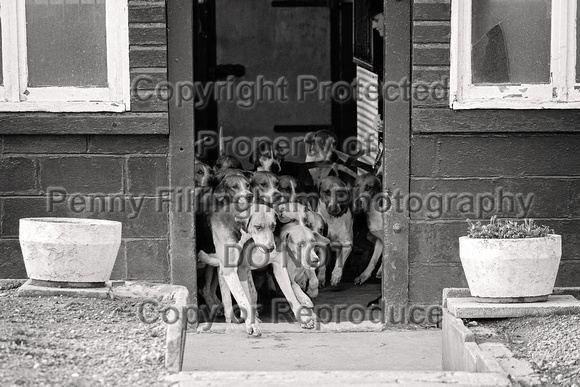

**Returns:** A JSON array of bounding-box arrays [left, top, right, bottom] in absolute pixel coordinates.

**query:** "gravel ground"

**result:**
[[0, 282, 173, 386], [471, 314, 580, 386]]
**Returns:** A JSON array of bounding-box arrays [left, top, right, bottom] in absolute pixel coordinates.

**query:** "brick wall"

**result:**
[[410, 0, 580, 304], [0, 0, 171, 281]]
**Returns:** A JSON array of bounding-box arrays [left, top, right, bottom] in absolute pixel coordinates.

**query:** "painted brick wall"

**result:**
[[0, 0, 170, 281], [410, 0, 580, 304]]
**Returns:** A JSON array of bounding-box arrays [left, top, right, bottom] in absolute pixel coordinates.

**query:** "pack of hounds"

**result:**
[[194, 130, 384, 336]]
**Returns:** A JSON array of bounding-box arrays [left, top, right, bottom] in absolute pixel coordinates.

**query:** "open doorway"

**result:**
[[193, 0, 386, 326]]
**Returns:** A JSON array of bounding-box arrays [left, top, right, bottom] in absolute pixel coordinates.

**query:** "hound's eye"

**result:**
[[323, 190, 331, 196], [299, 242, 305, 248], [255, 226, 263, 231], [270, 224, 276, 231], [291, 219, 298, 224], [197, 170, 203, 174], [232, 184, 239, 189], [281, 187, 290, 193], [302, 217, 307, 224], [260, 182, 267, 187], [305, 221, 312, 228]]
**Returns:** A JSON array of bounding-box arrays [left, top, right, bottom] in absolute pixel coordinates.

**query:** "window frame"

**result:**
[[450, 0, 580, 109], [0, 0, 130, 112]]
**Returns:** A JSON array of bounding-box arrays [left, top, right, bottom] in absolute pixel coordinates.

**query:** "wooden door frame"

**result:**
[[165, 0, 413, 310], [381, 0, 411, 309], [167, 0, 197, 303]]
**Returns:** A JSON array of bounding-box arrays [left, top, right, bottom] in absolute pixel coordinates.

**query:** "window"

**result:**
[[0, 0, 129, 112], [450, 0, 580, 109]]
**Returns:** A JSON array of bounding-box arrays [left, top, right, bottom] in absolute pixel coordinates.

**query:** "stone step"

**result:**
[[166, 370, 511, 386]]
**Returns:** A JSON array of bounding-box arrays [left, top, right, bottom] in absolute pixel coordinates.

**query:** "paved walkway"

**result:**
[[182, 327, 442, 372]]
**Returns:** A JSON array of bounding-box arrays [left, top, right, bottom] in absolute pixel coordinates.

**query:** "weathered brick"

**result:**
[[129, 3, 166, 23], [555, 260, 580, 287], [0, 239, 26, 279], [0, 157, 37, 194], [84, 197, 168, 238], [410, 264, 468, 304], [40, 157, 123, 194], [491, 178, 570, 219], [130, 25, 167, 45], [413, 2, 451, 22], [409, 178, 497, 220], [88, 135, 168, 154], [130, 47, 167, 68], [409, 221, 465, 264], [410, 178, 568, 220], [3, 135, 87, 154], [127, 157, 168, 195], [411, 135, 438, 177], [126, 239, 169, 281], [568, 180, 580, 217], [437, 135, 580, 177], [1, 197, 74, 237]]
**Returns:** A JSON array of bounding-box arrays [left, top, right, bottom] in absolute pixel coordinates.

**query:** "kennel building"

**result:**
[[0, 0, 579, 314]]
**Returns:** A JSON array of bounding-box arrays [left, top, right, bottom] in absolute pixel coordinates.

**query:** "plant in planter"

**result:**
[[459, 216, 561, 303]]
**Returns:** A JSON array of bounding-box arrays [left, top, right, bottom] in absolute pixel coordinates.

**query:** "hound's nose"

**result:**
[[328, 203, 341, 215]]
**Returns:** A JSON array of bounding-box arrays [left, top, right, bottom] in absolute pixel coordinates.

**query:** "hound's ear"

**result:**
[[322, 219, 329, 238], [213, 180, 227, 202], [243, 170, 254, 180], [314, 232, 330, 246], [235, 209, 252, 232]]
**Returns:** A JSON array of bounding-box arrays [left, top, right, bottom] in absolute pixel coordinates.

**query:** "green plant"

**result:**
[[466, 215, 554, 239]]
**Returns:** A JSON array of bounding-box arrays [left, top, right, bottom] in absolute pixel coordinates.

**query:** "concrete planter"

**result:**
[[459, 235, 562, 303], [19, 218, 122, 286]]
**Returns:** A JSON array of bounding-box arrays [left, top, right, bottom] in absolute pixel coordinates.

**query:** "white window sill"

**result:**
[[0, 101, 129, 113]]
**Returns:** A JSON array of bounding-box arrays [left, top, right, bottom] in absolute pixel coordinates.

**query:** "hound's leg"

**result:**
[[331, 242, 352, 287], [355, 237, 383, 285], [217, 269, 237, 324], [305, 269, 319, 298], [237, 263, 260, 322], [221, 266, 261, 336], [272, 263, 317, 329]]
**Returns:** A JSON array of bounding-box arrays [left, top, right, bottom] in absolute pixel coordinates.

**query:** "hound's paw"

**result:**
[[307, 286, 318, 298], [299, 311, 317, 330], [330, 268, 343, 287], [354, 271, 371, 285], [318, 277, 326, 288], [247, 324, 262, 337]]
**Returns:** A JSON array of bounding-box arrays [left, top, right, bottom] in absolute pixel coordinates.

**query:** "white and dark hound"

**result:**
[[316, 175, 353, 287], [352, 173, 384, 285]]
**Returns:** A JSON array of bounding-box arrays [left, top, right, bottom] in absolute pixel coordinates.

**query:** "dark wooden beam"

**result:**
[[167, 0, 197, 300], [382, 0, 411, 310]]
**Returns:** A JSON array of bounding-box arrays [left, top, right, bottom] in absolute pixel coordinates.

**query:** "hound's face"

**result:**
[[236, 204, 277, 253], [304, 131, 337, 162], [283, 225, 329, 269], [305, 211, 328, 238], [318, 176, 351, 217], [214, 155, 242, 174], [353, 173, 381, 213], [194, 162, 214, 187], [255, 141, 284, 173], [251, 171, 282, 205], [278, 175, 300, 202], [276, 202, 309, 227], [214, 175, 253, 204]]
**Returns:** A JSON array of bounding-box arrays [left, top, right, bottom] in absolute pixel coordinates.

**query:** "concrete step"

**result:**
[[166, 370, 511, 386]]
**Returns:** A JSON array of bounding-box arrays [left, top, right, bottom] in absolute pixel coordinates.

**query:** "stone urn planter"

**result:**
[[19, 218, 122, 288], [459, 217, 562, 303]]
